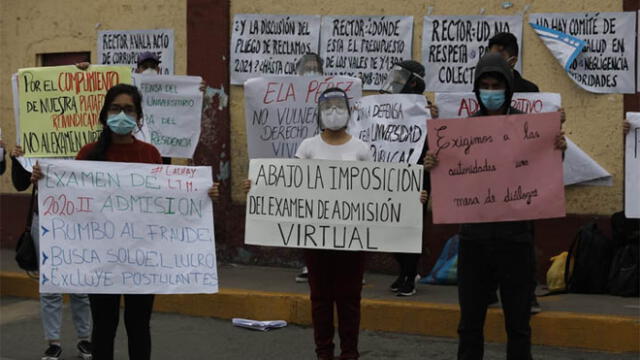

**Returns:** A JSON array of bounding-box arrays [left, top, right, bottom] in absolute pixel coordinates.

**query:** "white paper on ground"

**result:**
[[232, 318, 288, 331]]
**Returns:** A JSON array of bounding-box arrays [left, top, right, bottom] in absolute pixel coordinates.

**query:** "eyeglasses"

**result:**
[[107, 104, 137, 116]]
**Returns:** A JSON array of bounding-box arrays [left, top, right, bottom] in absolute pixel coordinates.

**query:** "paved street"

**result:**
[[1, 297, 636, 360]]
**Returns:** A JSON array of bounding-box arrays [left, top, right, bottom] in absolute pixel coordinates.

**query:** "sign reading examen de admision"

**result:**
[[245, 159, 424, 253]]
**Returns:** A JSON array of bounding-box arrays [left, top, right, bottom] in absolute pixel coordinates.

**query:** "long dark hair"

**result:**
[[86, 84, 143, 160]]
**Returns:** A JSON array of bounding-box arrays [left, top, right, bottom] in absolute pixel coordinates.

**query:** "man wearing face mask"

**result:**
[[424, 53, 566, 360], [296, 53, 324, 76], [379, 60, 432, 297]]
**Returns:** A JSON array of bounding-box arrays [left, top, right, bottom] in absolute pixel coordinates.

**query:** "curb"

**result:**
[[1, 271, 638, 353]]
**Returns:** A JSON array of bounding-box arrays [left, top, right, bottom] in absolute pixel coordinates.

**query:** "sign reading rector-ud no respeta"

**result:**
[[245, 159, 424, 253], [37, 160, 217, 294]]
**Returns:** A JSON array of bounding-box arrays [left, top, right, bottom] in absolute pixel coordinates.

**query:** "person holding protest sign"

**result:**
[[31, 83, 217, 360], [9, 145, 93, 360], [424, 53, 566, 360], [379, 60, 432, 296]]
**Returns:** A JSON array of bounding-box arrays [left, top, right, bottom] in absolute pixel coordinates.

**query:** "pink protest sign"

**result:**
[[428, 112, 565, 224]]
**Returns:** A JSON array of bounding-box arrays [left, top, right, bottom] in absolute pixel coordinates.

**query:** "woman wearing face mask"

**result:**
[[31, 84, 216, 360], [295, 88, 371, 360]]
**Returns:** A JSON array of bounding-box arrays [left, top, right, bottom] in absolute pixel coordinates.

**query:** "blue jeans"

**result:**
[[34, 214, 92, 341]]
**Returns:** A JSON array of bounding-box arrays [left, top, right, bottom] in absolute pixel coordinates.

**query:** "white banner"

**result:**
[[626, 112, 640, 218], [349, 94, 429, 164], [97, 29, 175, 74], [230, 14, 321, 85], [421, 15, 523, 92], [529, 12, 637, 94], [133, 74, 203, 158], [320, 16, 413, 91], [434, 92, 612, 186], [244, 75, 362, 159], [245, 159, 423, 253], [37, 160, 217, 294]]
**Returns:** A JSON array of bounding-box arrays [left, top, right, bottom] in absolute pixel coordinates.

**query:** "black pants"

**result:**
[[393, 253, 420, 281], [457, 240, 534, 360], [89, 294, 155, 360]]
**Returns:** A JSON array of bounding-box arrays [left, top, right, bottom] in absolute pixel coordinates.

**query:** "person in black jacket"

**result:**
[[379, 60, 433, 296], [487, 33, 539, 92], [424, 53, 566, 360]]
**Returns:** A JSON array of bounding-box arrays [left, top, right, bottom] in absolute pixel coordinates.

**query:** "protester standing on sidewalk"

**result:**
[[294, 53, 325, 283], [424, 53, 566, 360], [379, 60, 434, 297], [10, 147, 92, 360]]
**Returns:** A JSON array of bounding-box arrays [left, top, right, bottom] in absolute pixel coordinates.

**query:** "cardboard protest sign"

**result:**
[[349, 94, 429, 164], [421, 15, 523, 92], [626, 112, 640, 218], [245, 159, 424, 253], [435, 92, 561, 119], [18, 65, 132, 157], [230, 14, 321, 85], [434, 92, 612, 186], [133, 74, 203, 158], [37, 160, 217, 294], [98, 29, 175, 74], [529, 12, 637, 94], [428, 113, 565, 224], [320, 15, 413, 91], [244, 75, 362, 159]]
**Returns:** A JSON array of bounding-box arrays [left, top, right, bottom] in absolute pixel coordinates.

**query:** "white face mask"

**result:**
[[321, 107, 349, 130], [141, 68, 158, 75]]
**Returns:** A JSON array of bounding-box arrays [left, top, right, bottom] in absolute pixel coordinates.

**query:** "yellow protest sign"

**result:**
[[18, 65, 132, 157]]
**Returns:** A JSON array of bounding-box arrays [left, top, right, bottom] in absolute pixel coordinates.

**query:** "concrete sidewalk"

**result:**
[[1, 249, 638, 353]]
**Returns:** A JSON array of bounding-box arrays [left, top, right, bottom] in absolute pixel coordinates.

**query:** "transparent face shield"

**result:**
[[380, 66, 416, 94], [318, 92, 350, 130], [296, 55, 323, 76]]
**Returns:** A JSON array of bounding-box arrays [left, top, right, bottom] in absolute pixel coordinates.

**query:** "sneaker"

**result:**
[[397, 279, 416, 297], [77, 340, 93, 360], [295, 267, 309, 283], [531, 297, 542, 314], [390, 275, 404, 292], [41, 344, 62, 360], [488, 292, 499, 308]]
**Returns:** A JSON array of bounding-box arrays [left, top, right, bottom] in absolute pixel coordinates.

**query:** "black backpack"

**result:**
[[607, 212, 640, 297], [565, 223, 613, 294]]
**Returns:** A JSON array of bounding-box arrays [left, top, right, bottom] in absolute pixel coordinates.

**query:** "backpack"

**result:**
[[421, 234, 459, 285], [607, 243, 639, 297], [565, 223, 613, 294], [607, 212, 640, 297]]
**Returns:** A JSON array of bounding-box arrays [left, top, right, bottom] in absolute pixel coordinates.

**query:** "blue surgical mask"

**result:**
[[107, 111, 137, 135], [479, 89, 506, 111]]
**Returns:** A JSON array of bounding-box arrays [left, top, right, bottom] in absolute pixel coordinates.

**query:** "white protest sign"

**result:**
[[434, 92, 612, 186], [349, 94, 429, 164], [245, 159, 423, 253], [12, 73, 20, 144], [230, 14, 321, 85], [435, 92, 561, 119], [244, 75, 362, 159], [320, 16, 413, 91], [421, 15, 523, 92], [98, 29, 175, 74], [37, 160, 217, 294], [529, 12, 637, 94], [626, 112, 640, 218], [133, 74, 203, 158]]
